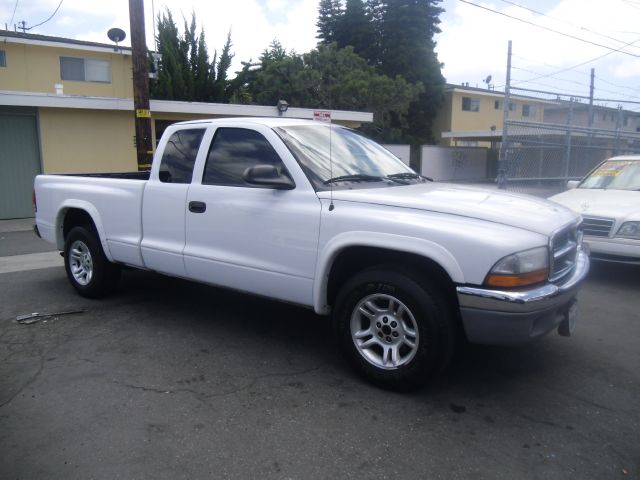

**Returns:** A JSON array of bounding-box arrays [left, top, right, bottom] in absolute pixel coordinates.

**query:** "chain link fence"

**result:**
[[498, 95, 640, 197]]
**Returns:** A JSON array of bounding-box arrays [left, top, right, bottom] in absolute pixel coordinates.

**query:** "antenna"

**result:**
[[107, 27, 126, 52], [483, 74, 493, 89]]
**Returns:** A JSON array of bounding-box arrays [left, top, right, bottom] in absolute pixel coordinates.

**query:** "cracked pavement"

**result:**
[[1, 227, 639, 479]]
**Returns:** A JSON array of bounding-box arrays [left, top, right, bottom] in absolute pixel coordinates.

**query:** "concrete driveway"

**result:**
[[1, 219, 638, 479]]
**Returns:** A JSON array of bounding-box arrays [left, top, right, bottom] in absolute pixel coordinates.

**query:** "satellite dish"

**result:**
[[484, 75, 492, 84], [107, 28, 126, 43]]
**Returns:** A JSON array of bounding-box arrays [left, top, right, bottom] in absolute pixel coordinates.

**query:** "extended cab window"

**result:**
[[203, 128, 286, 187], [159, 128, 205, 183]]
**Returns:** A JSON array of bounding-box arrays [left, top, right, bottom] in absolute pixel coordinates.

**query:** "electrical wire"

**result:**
[[8, 0, 19, 27], [495, 37, 640, 89], [25, 0, 64, 31], [498, 0, 640, 52], [512, 66, 640, 100], [459, 0, 640, 57], [595, 75, 640, 93]]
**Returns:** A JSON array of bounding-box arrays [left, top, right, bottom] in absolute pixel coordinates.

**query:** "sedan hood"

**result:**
[[318, 182, 577, 235], [549, 188, 640, 220]]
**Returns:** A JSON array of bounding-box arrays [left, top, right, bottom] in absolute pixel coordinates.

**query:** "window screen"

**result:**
[[159, 129, 206, 184], [60, 56, 111, 82], [203, 128, 286, 187], [0, 50, 6, 67]]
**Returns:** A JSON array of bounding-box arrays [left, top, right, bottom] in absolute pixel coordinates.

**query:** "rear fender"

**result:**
[[55, 200, 114, 262]]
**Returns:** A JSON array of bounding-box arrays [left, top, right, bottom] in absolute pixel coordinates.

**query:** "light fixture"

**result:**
[[277, 99, 289, 115]]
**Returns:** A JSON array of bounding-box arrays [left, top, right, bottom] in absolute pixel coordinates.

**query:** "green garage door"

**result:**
[[0, 111, 41, 219]]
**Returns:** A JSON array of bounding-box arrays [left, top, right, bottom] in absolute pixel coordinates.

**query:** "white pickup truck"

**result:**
[[34, 117, 589, 389]]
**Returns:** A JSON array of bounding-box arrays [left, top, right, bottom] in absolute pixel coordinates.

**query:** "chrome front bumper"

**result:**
[[456, 250, 590, 345]]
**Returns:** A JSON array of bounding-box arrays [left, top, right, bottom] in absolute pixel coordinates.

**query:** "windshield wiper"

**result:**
[[323, 174, 385, 185], [387, 172, 433, 182]]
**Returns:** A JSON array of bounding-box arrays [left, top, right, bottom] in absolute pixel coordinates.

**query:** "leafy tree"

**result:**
[[249, 42, 421, 142]]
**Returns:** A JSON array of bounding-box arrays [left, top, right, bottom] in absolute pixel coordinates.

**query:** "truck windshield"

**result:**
[[274, 125, 417, 190], [579, 159, 640, 191]]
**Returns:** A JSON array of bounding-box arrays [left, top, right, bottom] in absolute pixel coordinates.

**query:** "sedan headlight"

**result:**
[[616, 222, 640, 239], [485, 246, 549, 288]]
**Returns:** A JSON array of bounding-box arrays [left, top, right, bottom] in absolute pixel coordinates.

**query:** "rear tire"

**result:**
[[64, 225, 120, 298], [334, 266, 455, 391]]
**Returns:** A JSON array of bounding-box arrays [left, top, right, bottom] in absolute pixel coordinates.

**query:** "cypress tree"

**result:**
[[378, 0, 445, 144], [316, 0, 343, 43]]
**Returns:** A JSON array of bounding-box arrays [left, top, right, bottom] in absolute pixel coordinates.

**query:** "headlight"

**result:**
[[616, 222, 640, 239], [484, 246, 549, 288]]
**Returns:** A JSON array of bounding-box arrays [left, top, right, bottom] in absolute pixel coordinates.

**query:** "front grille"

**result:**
[[549, 223, 580, 282], [582, 216, 614, 237]]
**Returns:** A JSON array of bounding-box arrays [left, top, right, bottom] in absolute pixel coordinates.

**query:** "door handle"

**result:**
[[188, 201, 207, 213]]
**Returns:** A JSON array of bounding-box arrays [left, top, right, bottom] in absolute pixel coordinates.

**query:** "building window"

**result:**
[[462, 97, 480, 112], [60, 56, 111, 83], [494, 100, 501, 110], [0, 50, 6, 67], [522, 104, 537, 117], [509, 102, 516, 112]]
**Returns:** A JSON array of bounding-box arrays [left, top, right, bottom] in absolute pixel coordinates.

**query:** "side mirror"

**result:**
[[243, 165, 295, 190], [567, 180, 580, 189]]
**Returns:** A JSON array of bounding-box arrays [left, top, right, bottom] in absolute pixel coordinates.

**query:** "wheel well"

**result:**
[[326, 247, 458, 310], [62, 208, 96, 240]]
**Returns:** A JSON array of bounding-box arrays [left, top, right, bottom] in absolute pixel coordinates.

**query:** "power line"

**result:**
[[496, 37, 640, 89], [512, 66, 591, 89], [25, 0, 64, 31], [8, 0, 19, 26], [459, 0, 640, 57], [595, 75, 640, 93], [498, 0, 640, 52], [512, 66, 640, 101], [617, 0, 640, 11]]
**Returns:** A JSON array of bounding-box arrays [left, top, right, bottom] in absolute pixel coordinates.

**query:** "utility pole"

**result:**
[[588, 68, 595, 128], [498, 40, 512, 190], [129, 0, 153, 170]]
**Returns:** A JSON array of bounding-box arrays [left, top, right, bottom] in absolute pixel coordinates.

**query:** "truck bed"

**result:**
[[59, 171, 151, 180]]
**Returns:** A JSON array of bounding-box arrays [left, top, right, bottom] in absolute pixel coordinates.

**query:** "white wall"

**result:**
[[420, 146, 488, 181], [382, 144, 411, 166]]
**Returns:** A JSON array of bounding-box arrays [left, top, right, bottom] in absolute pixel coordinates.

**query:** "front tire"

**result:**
[[334, 266, 455, 390], [64, 225, 120, 298]]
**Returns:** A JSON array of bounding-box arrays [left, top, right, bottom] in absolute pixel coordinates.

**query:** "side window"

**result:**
[[159, 128, 205, 184], [203, 128, 287, 187]]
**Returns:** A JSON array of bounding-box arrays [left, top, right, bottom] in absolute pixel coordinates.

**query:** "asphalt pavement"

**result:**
[[1, 219, 638, 479]]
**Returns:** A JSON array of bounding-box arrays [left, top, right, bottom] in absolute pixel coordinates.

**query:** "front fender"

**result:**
[[313, 231, 465, 314], [55, 200, 114, 262]]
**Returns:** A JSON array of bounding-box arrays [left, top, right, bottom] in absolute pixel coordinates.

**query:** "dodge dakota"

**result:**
[[34, 118, 589, 389]]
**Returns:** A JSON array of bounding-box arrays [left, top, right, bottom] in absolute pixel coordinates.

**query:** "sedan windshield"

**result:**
[[274, 124, 417, 190], [579, 159, 640, 191]]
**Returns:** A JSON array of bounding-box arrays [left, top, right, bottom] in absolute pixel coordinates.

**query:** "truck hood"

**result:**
[[317, 183, 577, 235], [549, 188, 640, 221]]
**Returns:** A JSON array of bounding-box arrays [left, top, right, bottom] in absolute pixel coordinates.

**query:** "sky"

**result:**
[[2, 0, 640, 110]]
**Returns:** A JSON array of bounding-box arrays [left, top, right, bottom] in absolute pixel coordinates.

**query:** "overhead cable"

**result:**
[[459, 0, 640, 57]]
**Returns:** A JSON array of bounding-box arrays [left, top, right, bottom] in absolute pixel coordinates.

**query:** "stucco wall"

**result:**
[[421, 146, 488, 181], [39, 108, 137, 173], [0, 42, 133, 98], [381, 144, 411, 166]]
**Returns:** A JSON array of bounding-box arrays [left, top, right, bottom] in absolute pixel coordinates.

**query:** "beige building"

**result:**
[[0, 30, 372, 219], [432, 84, 553, 147]]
